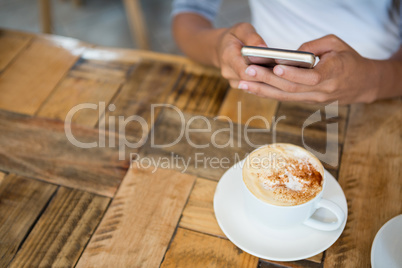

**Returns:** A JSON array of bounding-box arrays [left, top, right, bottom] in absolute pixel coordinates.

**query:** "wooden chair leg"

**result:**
[[39, 0, 52, 34], [73, 0, 83, 7], [122, 0, 150, 50]]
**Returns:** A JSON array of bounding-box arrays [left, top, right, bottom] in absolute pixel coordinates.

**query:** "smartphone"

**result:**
[[241, 46, 316, 69]]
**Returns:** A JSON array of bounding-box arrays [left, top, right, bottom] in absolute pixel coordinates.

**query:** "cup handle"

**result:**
[[304, 199, 345, 231]]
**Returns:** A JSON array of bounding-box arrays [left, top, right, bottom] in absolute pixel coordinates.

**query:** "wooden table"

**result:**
[[0, 29, 400, 268]]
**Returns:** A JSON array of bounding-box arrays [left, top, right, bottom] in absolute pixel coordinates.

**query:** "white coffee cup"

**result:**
[[241, 144, 345, 231]]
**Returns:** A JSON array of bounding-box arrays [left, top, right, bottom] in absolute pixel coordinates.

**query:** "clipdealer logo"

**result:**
[[64, 101, 339, 169]]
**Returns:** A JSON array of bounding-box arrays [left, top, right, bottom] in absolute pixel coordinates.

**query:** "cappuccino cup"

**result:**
[[242, 143, 345, 231]]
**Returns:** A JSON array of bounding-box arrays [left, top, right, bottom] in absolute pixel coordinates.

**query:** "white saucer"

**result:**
[[213, 159, 348, 261], [371, 214, 402, 268]]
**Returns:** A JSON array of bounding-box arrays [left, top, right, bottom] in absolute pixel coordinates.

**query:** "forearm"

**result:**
[[373, 47, 402, 100], [172, 13, 226, 67]]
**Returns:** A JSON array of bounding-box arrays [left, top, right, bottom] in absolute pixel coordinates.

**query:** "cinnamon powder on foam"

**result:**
[[245, 145, 323, 206]]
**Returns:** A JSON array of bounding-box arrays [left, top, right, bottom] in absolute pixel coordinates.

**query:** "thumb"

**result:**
[[298, 34, 349, 56]]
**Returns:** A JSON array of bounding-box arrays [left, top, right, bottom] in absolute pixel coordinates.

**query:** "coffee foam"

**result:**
[[243, 143, 324, 206]]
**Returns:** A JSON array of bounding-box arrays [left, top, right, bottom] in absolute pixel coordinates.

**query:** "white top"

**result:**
[[172, 0, 401, 60], [249, 0, 400, 59]]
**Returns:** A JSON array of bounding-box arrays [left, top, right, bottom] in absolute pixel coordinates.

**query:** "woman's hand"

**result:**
[[215, 23, 267, 88], [173, 14, 401, 103], [237, 35, 381, 104], [173, 15, 267, 84]]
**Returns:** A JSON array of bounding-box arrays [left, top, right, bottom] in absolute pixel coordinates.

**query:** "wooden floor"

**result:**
[[0, 29, 401, 267]]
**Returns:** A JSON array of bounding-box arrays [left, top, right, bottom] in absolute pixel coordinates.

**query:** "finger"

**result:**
[[238, 81, 328, 103], [298, 34, 350, 56], [273, 65, 322, 86], [228, 79, 240, 89], [221, 66, 240, 81], [220, 41, 248, 80], [230, 52, 250, 78], [221, 23, 267, 81], [232, 23, 267, 47], [242, 64, 314, 93], [222, 54, 250, 81]]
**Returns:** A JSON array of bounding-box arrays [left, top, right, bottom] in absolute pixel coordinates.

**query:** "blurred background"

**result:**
[[0, 0, 251, 54]]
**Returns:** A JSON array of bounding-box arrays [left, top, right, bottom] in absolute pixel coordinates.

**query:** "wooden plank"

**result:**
[[161, 228, 259, 268], [189, 76, 218, 115], [37, 58, 135, 126], [190, 75, 229, 117], [166, 71, 201, 111], [68, 58, 134, 84], [218, 88, 279, 128], [306, 253, 323, 264], [179, 178, 225, 237], [140, 108, 339, 181], [0, 37, 85, 115], [76, 165, 196, 268], [139, 108, 267, 180], [82, 50, 229, 117], [99, 60, 182, 143], [0, 30, 33, 72], [0, 171, 5, 184], [178, 74, 229, 116], [177, 73, 202, 111], [0, 174, 57, 267], [0, 110, 129, 197], [82, 46, 222, 75], [324, 99, 402, 267], [275, 102, 348, 144], [260, 251, 323, 267], [82, 47, 229, 117], [36, 75, 121, 127], [259, 258, 322, 268], [203, 77, 230, 116], [9, 187, 110, 268], [166, 71, 229, 117]]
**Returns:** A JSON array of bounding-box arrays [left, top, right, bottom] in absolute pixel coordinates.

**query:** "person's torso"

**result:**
[[249, 0, 400, 59]]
